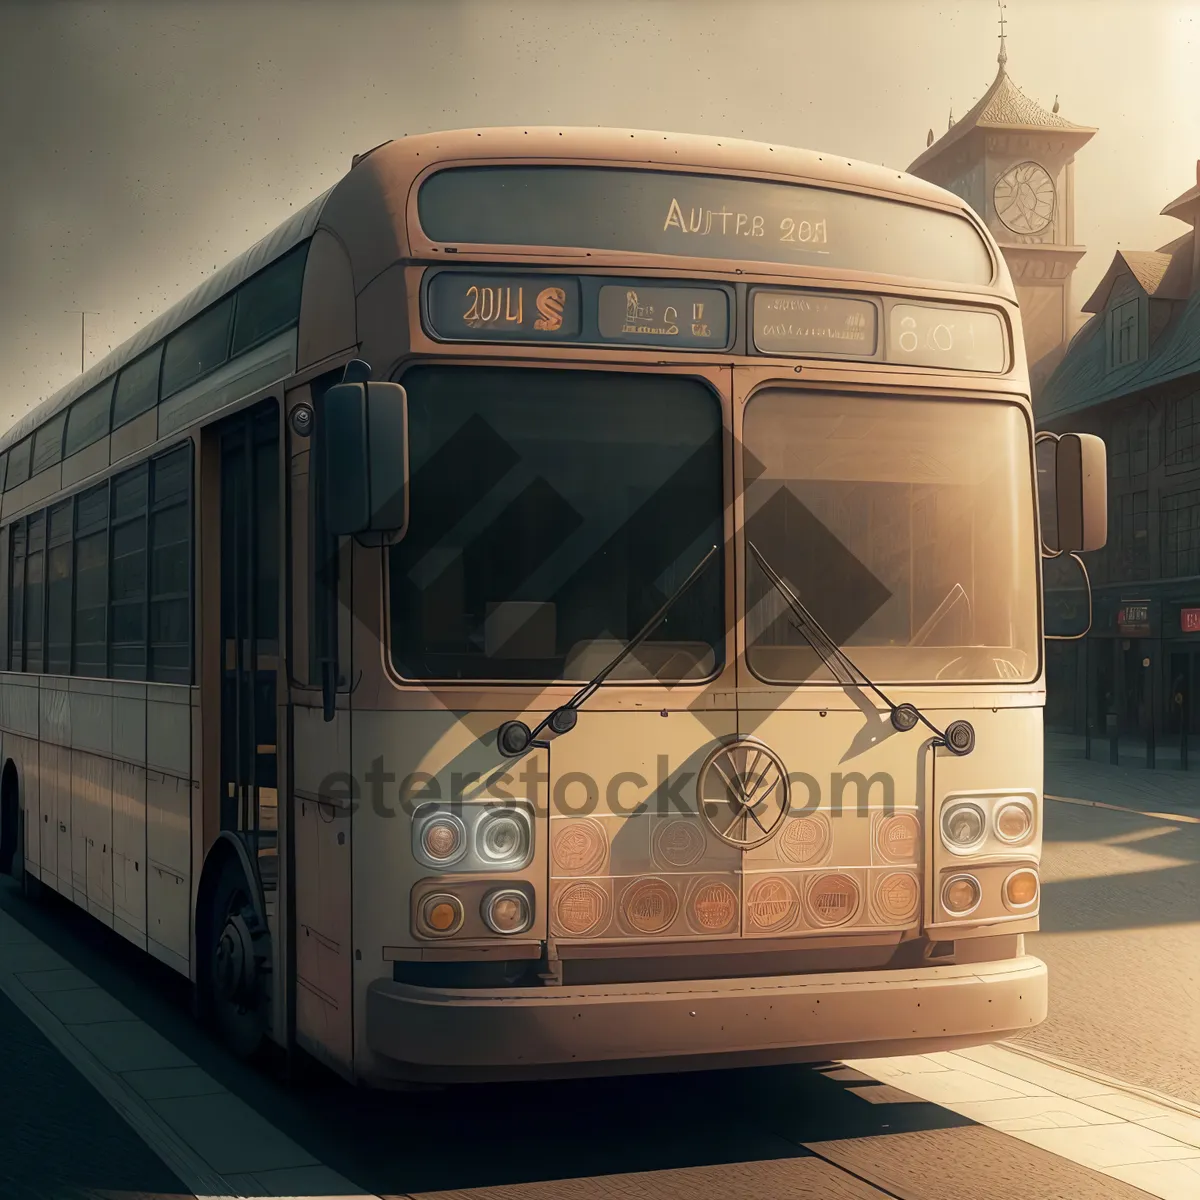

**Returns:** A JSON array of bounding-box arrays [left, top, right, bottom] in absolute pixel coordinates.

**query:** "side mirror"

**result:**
[[317, 380, 409, 538], [1054, 432, 1106, 554]]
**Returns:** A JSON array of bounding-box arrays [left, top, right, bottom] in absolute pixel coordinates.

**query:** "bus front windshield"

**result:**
[[388, 366, 724, 683], [743, 390, 1038, 685]]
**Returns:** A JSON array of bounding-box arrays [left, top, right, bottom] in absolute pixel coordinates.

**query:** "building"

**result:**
[[1036, 164, 1200, 745], [907, 25, 1096, 393]]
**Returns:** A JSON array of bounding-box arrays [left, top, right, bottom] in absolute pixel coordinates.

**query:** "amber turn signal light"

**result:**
[[419, 892, 464, 936], [1004, 869, 1039, 910]]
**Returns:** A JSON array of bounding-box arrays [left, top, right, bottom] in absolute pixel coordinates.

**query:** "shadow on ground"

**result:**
[[0, 879, 979, 1197]]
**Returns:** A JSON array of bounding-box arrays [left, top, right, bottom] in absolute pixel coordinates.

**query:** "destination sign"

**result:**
[[418, 166, 994, 286], [597, 285, 728, 348], [887, 304, 1006, 372], [753, 291, 877, 356], [425, 272, 582, 341]]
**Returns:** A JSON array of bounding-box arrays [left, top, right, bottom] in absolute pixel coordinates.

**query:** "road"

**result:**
[[1012, 793, 1200, 1106]]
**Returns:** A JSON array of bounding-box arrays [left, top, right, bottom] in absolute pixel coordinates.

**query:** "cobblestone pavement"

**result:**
[[0, 877, 1168, 1200], [1010, 755, 1200, 1108], [8, 738, 1200, 1200]]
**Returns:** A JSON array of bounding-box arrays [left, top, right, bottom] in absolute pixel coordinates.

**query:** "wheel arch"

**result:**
[[194, 831, 268, 990]]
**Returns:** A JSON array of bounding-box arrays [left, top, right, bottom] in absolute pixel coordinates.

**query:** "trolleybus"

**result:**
[[0, 127, 1106, 1085]]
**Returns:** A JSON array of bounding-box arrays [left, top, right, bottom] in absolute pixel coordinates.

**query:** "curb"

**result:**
[[1045, 792, 1200, 824], [1002, 1037, 1200, 1122]]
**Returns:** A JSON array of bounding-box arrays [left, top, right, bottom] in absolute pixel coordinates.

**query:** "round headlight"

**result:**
[[942, 874, 982, 916], [418, 813, 467, 866], [1004, 868, 1039, 910], [995, 800, 1035, 844], [477, 810, 530, 866], [419, 893, 464, 937], [941, 801, 987, 853], [483, 888, 533, 935]]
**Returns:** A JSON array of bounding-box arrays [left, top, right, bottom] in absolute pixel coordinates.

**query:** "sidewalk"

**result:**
[[848, 1042, 1200, 1200], [1045, 731, 1200, 812], [0, 918, 189, 1200], [0, 895, 368, 1200]]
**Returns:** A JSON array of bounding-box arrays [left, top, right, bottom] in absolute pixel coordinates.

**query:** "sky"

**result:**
[[0, 0, 1196, 429]]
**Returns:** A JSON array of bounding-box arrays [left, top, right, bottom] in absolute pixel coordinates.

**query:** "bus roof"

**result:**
[[2, 128, 988, 455], [0, 187, 331, 456], [359, 125, 968, 212]]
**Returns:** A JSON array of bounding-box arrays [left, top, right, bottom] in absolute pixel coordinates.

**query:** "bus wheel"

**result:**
[[0, 761, 19, 877], [205, 855, 270, 1059]]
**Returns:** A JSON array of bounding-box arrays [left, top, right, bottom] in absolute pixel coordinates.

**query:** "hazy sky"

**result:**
[[0, 0, 1197, 428]]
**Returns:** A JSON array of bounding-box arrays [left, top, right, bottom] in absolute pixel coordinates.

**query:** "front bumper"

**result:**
[[365, 954, 1046, 1080]]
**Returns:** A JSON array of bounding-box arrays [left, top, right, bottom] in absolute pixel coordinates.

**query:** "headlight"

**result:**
[[419, 892, 464, 937], [477, 809, 531, 867], [415, 812, 467, 867], [1004, 868, 1039, 910], [995, 799, 1035, 845], [482, 888, 533, 934], [941, 801, 987, 853], [942, 874, 982, 916]]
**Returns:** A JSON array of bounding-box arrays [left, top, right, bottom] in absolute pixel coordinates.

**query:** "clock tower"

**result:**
[[907, 10, 1096, 394]]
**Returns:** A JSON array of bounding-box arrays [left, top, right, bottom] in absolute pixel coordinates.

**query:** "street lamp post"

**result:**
[[1145, 655, 1155, 770], [65, 310, 99, 375]]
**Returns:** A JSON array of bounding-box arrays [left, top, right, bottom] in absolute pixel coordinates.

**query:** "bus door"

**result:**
[[217, 399, 281, 925]]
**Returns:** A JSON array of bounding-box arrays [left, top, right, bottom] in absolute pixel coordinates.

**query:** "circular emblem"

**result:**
[[806, 873, 861, 928], [552, 818, 608, 876], [619, 877, 679, 935], [876, 813, 920, 864], [554, 881, 611, 936], [652, 818, 707, 869], [686, 877, 739, 934], [779, 813, 832, 865], [746, 875, 799, 933], [874, 871, 920, 923], [696, 738, 790, 850]]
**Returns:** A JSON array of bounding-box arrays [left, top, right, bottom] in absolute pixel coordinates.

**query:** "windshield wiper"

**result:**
[[748, 542, 975, 756], [496, 544, 719, 757]]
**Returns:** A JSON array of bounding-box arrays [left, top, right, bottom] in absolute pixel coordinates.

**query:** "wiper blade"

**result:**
[[496, 544, 719, 757], [748, 542, 974, 755]]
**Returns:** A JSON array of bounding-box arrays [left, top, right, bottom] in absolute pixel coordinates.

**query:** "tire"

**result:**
[[0, 762, 19, 877], [202, 853, 270, 1060], [22, 873, 43, 901]]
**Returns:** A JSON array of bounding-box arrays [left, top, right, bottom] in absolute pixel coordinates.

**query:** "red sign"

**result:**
[[1182, 608, 1200, 633]]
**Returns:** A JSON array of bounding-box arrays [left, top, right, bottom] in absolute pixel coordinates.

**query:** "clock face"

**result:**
[[993, 161, 1056, 235]]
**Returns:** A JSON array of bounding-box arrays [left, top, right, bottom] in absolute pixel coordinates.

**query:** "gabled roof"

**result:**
[[1162, 161, 1200, 225], [1038, 279, 1200, 422], [908, 59, 1095, 176], [1082, 249, 1190, 313], [1159, 233, 1196, 300], [1158, 231, 1193, 256]]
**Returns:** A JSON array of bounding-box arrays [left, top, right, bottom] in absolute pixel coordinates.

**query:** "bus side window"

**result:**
[[9, 519, 25, 672]]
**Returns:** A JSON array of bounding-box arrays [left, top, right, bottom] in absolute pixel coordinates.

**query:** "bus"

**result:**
[[0, 127, 1106, 1086]]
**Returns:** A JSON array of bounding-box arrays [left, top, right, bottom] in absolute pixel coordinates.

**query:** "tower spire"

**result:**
[[997, 0, 1008, 69]]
